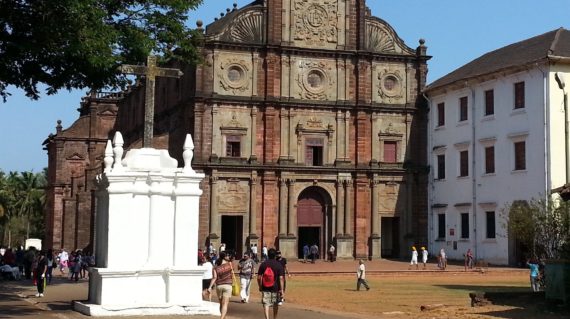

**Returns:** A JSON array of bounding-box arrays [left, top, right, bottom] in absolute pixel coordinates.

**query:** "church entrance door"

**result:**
[[297, 187, 330, 259], [221, 215, 243, 257], [381, 217, 400, 258]]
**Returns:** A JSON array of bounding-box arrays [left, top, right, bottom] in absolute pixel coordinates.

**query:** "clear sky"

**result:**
[[1, 0, 569, 172]]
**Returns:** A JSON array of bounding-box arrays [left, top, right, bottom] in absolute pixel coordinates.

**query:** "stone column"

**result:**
[[280, 110, 287, 159], [209, 176, 220, 245], [279, 178, 287, 236], [336, 180, 344, 236], [250, 108, 257, 162], [344, 180, 351, 235], [370, 178, 381, 259], [249, 176, 258, 237], [344, 111, 350, 160], [370, 114, 378, 164], [336, 111, 342, 161], [287, 179, 296, 236]]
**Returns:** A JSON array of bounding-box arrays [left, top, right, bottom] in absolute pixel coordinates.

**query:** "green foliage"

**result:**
[[0, 0, 204, 101], [0, 169, 46, 247], [503, 197, 570, 260]]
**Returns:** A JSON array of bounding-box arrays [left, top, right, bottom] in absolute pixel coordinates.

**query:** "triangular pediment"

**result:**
[[66, 153, 86, 161]]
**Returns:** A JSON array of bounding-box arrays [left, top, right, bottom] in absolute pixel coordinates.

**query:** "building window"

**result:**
[[383, 141, 397, 163], [305, 138, 324, 166], [437, 102, 445, 127], [437, 154, 446, 180], [486, 211, 496, 239], [459, 96, 468, 122], [461, 213, 469, 239], [514, 82, 525, 109], [437, 214, 446, 239], [459, 150, 469, 177], [225, 135, 241, 157], [485, 146, 495, 174], [514, 141, 526, 170], [485, 89, 494, 116]]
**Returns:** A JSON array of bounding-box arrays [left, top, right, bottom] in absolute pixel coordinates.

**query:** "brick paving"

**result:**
[[0, 259, 526, 319]]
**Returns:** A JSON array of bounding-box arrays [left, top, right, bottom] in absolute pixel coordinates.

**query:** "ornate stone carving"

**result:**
[[218, 58, 250, 94], [377, 69, 404, 103], [365, 18, 415, 55], [228, 10, 264, 43], [293, 0, 338, 46], [218, 180, 248, 212], [306, 116, 324, 129], [296, 60, 332, 100]]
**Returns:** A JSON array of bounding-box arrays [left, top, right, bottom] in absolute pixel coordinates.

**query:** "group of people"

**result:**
[[200, 246, 290, 319], [408, 246, 476, 271], [0, 246, 95, 298]]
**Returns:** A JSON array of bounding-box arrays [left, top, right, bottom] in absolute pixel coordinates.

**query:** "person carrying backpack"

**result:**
[[257, 248, 284, 319]]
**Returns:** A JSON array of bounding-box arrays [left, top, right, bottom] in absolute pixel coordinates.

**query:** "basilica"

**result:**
[[44, 0, 430, 260]]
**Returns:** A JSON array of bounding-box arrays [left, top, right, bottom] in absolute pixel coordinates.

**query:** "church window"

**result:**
[[460, 213, 469, 239], [225, 135, 241, 157], [459, 96, 468, 122], [305, 138, 324, 166], [486, 211, 496, 239], [485, 89, 494, 116], [514, 141, 526, 170], [437, 213, 446, 239], [437, 102, 445, 127], [307, 70, 324, 89], [383, 141, 397, 163], [383, 76, 399, 92], [514, 82, 525, 109], [227, 66, 244, 83]]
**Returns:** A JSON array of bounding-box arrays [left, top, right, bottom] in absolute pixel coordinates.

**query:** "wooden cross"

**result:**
[[119, 56, 183, 148]]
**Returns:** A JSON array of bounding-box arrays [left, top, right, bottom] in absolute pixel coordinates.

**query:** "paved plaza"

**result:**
[[0, 259, 528, 319]]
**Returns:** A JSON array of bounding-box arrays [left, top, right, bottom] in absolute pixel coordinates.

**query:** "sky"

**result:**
[[1, 0, 569, 173]]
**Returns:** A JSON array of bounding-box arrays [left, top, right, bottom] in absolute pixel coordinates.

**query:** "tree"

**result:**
[[503, 197, 570, 260], [0, 0, 204, 101]]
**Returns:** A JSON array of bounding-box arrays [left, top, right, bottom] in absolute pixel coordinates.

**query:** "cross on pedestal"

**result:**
[[119, 56, 183, 148]]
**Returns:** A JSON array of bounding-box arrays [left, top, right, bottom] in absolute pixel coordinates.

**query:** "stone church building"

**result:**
[[44, 0, 430, 260]]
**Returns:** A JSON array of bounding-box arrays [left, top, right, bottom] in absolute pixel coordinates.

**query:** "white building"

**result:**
[[424, 28, 570, 265]]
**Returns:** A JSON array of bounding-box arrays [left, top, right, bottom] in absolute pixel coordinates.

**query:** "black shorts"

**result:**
[[202, 279, 211, 290]]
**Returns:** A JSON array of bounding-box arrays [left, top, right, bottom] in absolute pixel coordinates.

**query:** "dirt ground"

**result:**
[[251, 272, 569, 319]]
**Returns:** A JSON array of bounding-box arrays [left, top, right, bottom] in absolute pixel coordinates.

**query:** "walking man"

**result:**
[[310, 244, 318, 263], [356, 259, 370, 291], [258, 248, 285, 319], [408, 246, 419, 270], [302, 244, 309, 263], [35, 251, 48, 297], [421, 247, 428, 270], [238, 253, 256, 303], [328, 244, 335, 262]]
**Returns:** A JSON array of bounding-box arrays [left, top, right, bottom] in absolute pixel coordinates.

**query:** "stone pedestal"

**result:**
[[336, 235, 354, 259], [370, 235, 381, 259], [74, 134, 219, 317], [278, 235, 297, 260]]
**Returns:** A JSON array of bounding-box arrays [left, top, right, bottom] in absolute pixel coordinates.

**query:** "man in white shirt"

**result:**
[[356, 259, 370, 291]]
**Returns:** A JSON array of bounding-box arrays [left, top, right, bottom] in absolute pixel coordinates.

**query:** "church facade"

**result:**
[[44, 0, 430, 260]]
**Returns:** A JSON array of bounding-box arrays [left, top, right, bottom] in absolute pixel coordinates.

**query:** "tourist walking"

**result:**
[[58, 249, 69, 274], [409, 246, 418, 270], [251, 244, 258, 262], [238, 253, 256, 303], [356, 259, 370, 291], [328, 244, 335, 262], [208, 252, 233, 319], [302, 244, 309, 263], [439, 248, 447, 270], [310, 244, 318, 263], [201, 255, 213, 301], [465, 248, 474, 271], [262, 244, 268, 261], [421, 247, 428, 270], [46, 249, 54, 284], [35, 251, 48, 297], [257, 248, 285, 319], [527, 259, 540, 292], [276, 250, 290, 305]]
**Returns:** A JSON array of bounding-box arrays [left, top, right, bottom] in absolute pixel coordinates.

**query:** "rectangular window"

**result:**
[[383, 141, 397, 163], [514, 82, 525, 109], [459, 96, 468, 121], [486, 211, 496, 239], [485, 89, 494, 116], [305, 138, 324, 166], [437, 214, 446, 239], [437, 103, 445, 126], [461, 213, 469, 239], [225, 135, 241, 157], [437, 154, 446, 180], [459, 150, 469, 177], [514, 141, 526, 170], [485, 146, 495, 174]]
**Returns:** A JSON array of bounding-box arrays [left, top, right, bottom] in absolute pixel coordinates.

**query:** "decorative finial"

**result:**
[[233, 3, 238, 11], [112, 132, 124, 170], [196, 20, 203, 28], [104, 140, 113, 173], [419, 38, 426, 46], [56, 120, 62, 133], [220, 12, 225, 17], [226, 8, 231, 13], [182, 134, 196, 174]]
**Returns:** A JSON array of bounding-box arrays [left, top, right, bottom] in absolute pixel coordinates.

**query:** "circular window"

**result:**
[[307, 70, 324, 89], [383, 76, 398, 91], [227, 66, 243, 83]]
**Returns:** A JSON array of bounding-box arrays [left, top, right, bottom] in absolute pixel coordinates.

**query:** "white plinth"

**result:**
[[82, 142, 215, 316]]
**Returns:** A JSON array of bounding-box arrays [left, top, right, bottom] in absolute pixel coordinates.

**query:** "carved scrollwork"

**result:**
[[365, 18, 415, 55], [293, 0, 338, 46], [377, 69, 404, 103], [218, 58, 250, 94], [296, 60, 332, 100]]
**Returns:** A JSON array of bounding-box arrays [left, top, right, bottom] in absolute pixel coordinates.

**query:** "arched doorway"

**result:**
[[296, 187, 332, 259]]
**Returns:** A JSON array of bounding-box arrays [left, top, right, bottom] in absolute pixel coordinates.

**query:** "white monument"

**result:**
[[74, 132, 219, 316]]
